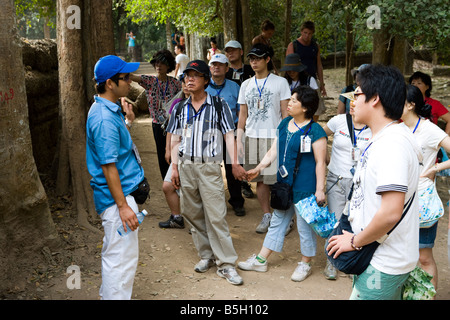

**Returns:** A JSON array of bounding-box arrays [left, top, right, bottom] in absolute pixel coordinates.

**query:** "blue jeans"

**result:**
[[263, 204, 317, 257]]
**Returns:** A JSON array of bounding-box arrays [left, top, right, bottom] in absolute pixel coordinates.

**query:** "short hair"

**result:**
[[301, 21, 315, 33], [95, 73, 120, 94], [291, 85, 319, 119], [408, 71, 432, 97], [406, 84, 432, 119], [357, 64, 406, 121], [175, 44, 185, 52], [261, 19, 275, 31], [151, 49, 176, 73]]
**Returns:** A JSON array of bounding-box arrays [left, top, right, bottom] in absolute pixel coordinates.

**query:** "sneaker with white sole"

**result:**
[[194, 259, 215, 273], [237, 254, 268, 272], [256, 213, 272, 233], [291, 261, 312, 282], [217, 267, 243, 285], [323, 260, 337, 280]]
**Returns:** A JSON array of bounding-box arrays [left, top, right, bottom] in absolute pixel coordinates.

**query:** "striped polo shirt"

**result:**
[[166, 93, 235, 162]]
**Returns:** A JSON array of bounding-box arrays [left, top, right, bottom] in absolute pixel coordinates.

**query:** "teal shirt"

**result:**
[[276, 116, 327, 203]]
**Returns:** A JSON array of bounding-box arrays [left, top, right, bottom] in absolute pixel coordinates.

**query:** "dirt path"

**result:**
[[10, 65, 450, 301]]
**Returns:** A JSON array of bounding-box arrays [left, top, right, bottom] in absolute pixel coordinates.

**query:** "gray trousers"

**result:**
[[179, 162, 238, 268], [326, 171, 354, 220]]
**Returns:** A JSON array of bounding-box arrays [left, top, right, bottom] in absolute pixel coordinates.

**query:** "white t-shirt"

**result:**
[[238, 74, 291, 139], [349, 122, 421, 275], [412, 118, 447, 190], [327, 114, 372, 179], [175, 53, 189, 77]]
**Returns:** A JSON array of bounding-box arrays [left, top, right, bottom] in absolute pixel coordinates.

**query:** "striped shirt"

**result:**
[[166, 93, 235, 161]]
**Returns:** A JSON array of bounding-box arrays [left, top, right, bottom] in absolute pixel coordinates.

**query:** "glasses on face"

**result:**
[[248, 56, 264, 63], [117, 74, 130, 82], [185, 73, 205, 80]]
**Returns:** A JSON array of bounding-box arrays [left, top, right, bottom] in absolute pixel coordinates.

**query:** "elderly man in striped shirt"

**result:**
[[166, 60, 247, 285]]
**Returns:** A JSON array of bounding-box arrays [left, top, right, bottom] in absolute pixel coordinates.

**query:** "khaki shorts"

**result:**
[[243, 136, 277, 185]]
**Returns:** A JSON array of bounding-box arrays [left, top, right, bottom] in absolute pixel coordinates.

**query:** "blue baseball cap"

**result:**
[[94, 55, 140, 84]]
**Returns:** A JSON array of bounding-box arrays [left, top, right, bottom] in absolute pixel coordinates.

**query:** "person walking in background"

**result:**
[[401, 84, 450, 294], [252, 20, 278, 74], [207, 38, 221, 61], [237, 44, 291, 234], [129, 49, 181, 180], [281, 53, 318, 92], [86, 55, 145, 299], [126, 31, 136, 62], [167, 60, 247, 285], [238, 86, 327, 282], [174, 44, 189, 78], [326, 64, 421, 300]]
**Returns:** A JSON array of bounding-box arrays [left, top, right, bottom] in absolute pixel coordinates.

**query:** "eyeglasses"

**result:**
[[117, 74, 130, 82], [248, 56, 264, 62], [185, 73, 205, 80]]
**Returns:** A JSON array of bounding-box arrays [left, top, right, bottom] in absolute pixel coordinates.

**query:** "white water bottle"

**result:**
[[117, 209, 148, 237]]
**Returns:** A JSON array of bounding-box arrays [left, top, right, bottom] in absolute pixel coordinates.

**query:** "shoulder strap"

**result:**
[[346, 113, 355, 145], [387, 192, 416, 235]]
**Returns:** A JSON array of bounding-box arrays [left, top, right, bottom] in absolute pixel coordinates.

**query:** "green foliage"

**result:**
[[15, 0, 56, 25], [124, 0, 222, 36], [15, 0, 57, 38]]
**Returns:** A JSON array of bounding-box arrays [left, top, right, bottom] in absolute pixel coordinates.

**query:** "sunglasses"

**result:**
[[117, 74, 131, 82]]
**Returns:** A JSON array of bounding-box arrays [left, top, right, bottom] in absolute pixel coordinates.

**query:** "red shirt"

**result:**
[[425, 96, 448, 124]]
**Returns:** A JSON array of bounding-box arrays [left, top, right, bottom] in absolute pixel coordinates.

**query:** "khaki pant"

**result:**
[[179, 162, 238, 267]]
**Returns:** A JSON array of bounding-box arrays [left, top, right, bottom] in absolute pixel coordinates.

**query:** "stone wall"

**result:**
[[21, 39, 59, 173]]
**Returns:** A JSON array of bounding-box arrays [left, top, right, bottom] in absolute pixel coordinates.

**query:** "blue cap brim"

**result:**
[[120, 62, 140, 74]]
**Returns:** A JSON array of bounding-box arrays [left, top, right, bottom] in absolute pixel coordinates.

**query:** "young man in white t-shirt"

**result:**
[[326, 64, 422, 300], [237, 43, 291, 233], [174, 44, 189, 78]]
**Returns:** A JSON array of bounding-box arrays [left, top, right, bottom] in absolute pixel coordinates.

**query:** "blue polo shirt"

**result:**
[[206, 79, 240, 124], [86, 96, 144, 214]]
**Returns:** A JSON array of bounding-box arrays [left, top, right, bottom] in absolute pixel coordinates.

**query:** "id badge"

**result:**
[[278, 165, 288, 178], [257, 99, 264, 110], [351, 146, 361, 162], [232, 71, 241, 80], [183, 124, 192, 138], [132, 142, 142, 165], [301, 136, 311, 153]]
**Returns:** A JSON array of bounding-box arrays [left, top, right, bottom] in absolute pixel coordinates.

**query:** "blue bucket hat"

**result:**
[[94, 55, 140, 84]]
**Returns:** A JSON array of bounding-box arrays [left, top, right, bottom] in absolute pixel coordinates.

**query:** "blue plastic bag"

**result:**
[[294, 195, 337, 238]]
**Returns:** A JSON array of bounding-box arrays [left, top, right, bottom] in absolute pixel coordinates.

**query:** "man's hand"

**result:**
[[326, 230, 355, 258], [121, 97, 135, 124], [171, 164, 181, 190], [119, 204, 139, 233], [232, 164, 247, 181]]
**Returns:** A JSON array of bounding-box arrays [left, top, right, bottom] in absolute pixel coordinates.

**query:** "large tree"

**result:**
[[56, 0, 115, 234], [0, 0, 60, 291]]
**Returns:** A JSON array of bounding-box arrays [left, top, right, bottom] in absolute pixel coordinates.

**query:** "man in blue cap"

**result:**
[[86, 55, 147, 299]]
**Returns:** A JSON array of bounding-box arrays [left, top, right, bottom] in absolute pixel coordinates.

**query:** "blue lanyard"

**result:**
[[352, 123, 367, 147], [293, 119, 313, 138], [255, 74, 270, 99], [156, 78, 169, 101], [413, 118, 421, 133], [187, 102, 207, 124]]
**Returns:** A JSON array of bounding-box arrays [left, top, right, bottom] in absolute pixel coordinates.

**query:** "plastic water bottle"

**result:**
[[117, 209, 148, 237]]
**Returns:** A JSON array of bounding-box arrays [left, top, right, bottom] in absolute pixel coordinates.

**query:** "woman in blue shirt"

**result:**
[[238, 86, 327, 282]]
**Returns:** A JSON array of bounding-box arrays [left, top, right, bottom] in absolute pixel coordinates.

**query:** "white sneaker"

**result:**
[[217, 267, 243, 285], [194, 259, 215, 273], [256, 213, 272, 233], [291, 261, 312, 282], [237, 254, 268, 272]]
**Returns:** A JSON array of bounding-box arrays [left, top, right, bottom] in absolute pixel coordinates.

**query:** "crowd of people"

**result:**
[[87, 20, 449, 300]]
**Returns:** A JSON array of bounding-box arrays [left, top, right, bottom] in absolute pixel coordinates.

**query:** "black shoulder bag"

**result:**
[[325, 191, 416, 275], [270, 121, 313, 211]]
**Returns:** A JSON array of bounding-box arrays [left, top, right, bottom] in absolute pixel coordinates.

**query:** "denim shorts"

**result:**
[[419, 221, 438, 249]]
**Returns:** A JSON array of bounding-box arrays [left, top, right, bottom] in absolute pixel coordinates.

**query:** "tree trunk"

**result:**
[[239, 0, 252, 56], [345, 13, 355, 86], [222, 0, 237, 44], [284, 0, 292, 49], [56, 0, 114, 234], [372, 27, 391, 65], [0, 0, 60, 290]]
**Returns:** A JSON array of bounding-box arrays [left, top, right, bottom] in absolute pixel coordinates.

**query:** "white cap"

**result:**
[[224, 40, 242, 50], [209, 53, 229, 66]]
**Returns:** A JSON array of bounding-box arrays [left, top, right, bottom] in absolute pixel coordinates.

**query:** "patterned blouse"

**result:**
[[139, 75, 181, 124]]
